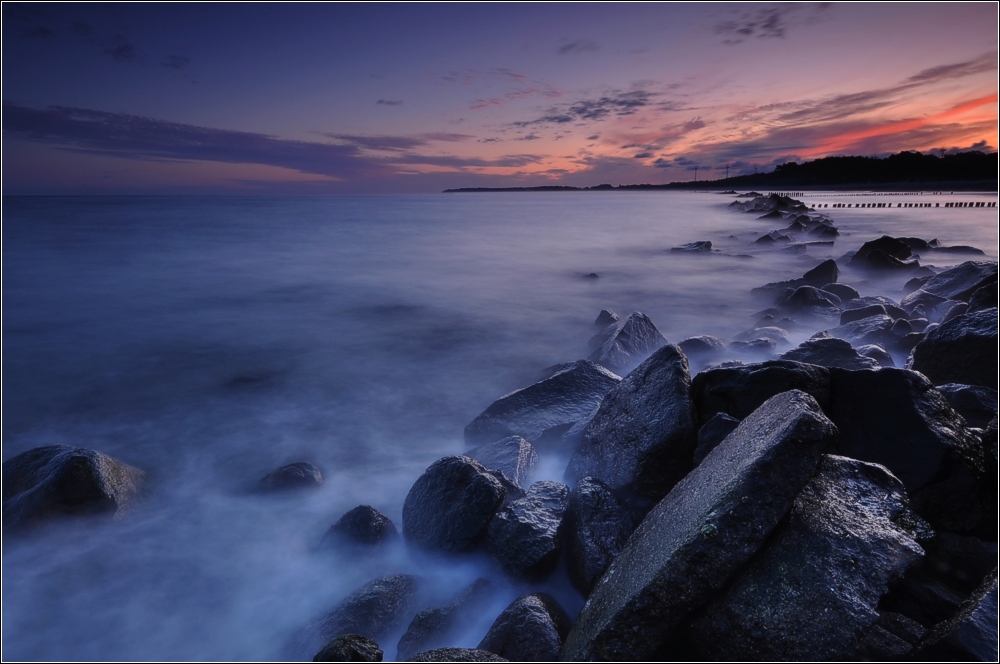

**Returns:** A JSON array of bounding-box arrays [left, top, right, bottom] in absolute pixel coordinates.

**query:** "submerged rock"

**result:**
[[678, 335, 725, 357], [909, 308, 998, 388], [478, 593, 571, 662], [467, 436, 537, 489], [587, 311, 668, 376], [313, 634, 383, 662], [323, 505, 398, 549], [563, 477, 634, 598], [396, 579, 494, 661], [258, 462, 324, 491], [780, 336, 880, 370], [671, 241, 713, 252], [2, 445, 145, 530], [487, 481, 569, 581]]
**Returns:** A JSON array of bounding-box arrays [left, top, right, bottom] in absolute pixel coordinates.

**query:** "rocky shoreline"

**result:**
[[4, 193, 997, 662]]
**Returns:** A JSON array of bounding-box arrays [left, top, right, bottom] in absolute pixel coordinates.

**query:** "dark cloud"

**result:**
[[715, 3, 831, 45], [515, 90, 655, 127], [162, 55, 191, 70], [558, 39, 600, 55], [324, 134, 425, 151], [393, 153, 544, 168], [519, 133, 540, 141], [905, 52, 997, 85], [23, 26, 57, 39], [586, 134, 600, 141], [421, 132, 475, 142], [653, 158, 671, 168], [102, 35, 141, 62], [69, 21, 93, 37], [376, 99, 403, 106], [479, 137, 502, 144], [633, 151, 653, 159]]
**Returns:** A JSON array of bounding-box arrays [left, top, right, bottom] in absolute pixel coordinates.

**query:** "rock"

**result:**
[[396, 579, 494, 661], [566, 344, 696, 517], [402, 456, 514, 553], [728, 338, 777, 355], [692, 413, 741, 465], [937, 384, 999, 429], [593, 309, 619, 328], [905, 275, 934, 294], [909, 308, 998, 388], [780, 336, 880, 370], [583, 272, 599, 279], [467, 436, 537, 489], [478, 594, 571, 662], [560, 391, 836, 661], [902, 289, 949, 316], [689, 455, 924, 661], [821, 282, 860, 301], [935, 301, 969, 325], [733, 326, 789, 344], [563, 477, 634, 598], [802, 258, 838, 286], [754, 231, 791, 244], [464, 360, 621, 449], [857, 343, 896, 368], [858, 611, 927, 660], [826, 314, 894, 345], [671, 241, 713, 252], [587, 311, 669, 376], [840, 303, 887, 325], [890, 317, 915, 339], [2, 445, 145, 530], [914, 571, 999, 662], [487, 481, 569, 581], [909, 317, 930, 332], [314, 634, 384, 662], [919, 260, 998, 302], [932, 245, 986, 255], [844, 295, 906, 319], [969, 281, 998, 312], [407, 648, 507, 662], [258, 462, 324, 491], [780, 285, 840, 312], [323, 505, 398, 549], [691, 359, 831, 424], [678, 335, 725, 357], [849, 236, 913, 270], [305, 575, 420, 657]]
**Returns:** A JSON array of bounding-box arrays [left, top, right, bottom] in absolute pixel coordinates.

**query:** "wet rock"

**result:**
[[969, 281, 998, 312], [890, 317, 915, 339], [463, 360, 620, 449], [593, 309, 619, 328], [840, 303, 887, 325], [323, 505, 398, 549], [2, 445, 145, 530], [780, 336, 880, 370], [678, 335, 725, 357], [563, 477, 634, 598], [478, 593, 571, 662], [258, 462, 324, 491], [566, 344, 696, 517], [902, 289, 949, 316], [898, 331, 927, 353], [857, 611, 927, 660], [671, 241, 713, 252], [691, 359, 831, 424], [754, 231, 791, 244], [849, 236, 913, 270], [909, 308, 998, 388], [314, 634, 383, 662], [919, 260, 998, 302], [932, 245, 986, 255], [909, 317, 930, 332], [733, 326, 789, 344], [857, 343, 896, 367], [487, 481, 569, 581], [396, 579, 494, 661], [844, 295, 906, 319], [780, 285, 840, 312], [728, 338, 777, 355], [583, 272, 599, 279], [937, 384, 999, 429], [821, 282, 861, 301], [407, 648, 507, 662], [905, 275, 934, 294], [561, 390, 836, 661], [587, 311, 669, 376], [826, 314, 894, 345], [689, 456, 924, 661], [802, 258, 838, 286], [692, 413, 741, 465], [914, 571, 999, 662], [467, 436, 537, 489], [402, 456, 514, 553], [938, 301, 970, 325]]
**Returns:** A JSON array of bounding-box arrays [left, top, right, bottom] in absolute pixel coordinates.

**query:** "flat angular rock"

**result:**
[[937, 384, 999, 429], [780, 336, 880, 370], [689, 456, 924, 661], [467, 436, 537, 489], [780, 285, 840, 312], [902, 289, 949, 316], [919, 260, 998, 302], [259, 462, 324, 491], [587, 311, 668, 376], [733, 326, 789, 344], [314, 634, 383, 662], [909, 308, 998, 388], [914, 571, 999, 662], [396, 579, 494, 661], [593, 309, 619, 328], [691, 359, 831, 424], [561, 390, 837, 661], [402, 456, 513, 553], [407, 648, 507, 662], [487, 481, 569, 581], [821, 282, 860, 301], [841, 303, 887, 325], [566, 344, 696, 517], [464, 360, 620, 448], [323, 505, 398, 549], [844, 295, 906, 319], [729, 338, 777, 355], [692, 413, 740, 465], [826, 313, 894, 345], [563, 477, 634, 598], [478, 593, 571, 662], [3, 445, 145, 530], [802, 258, 838, 286]]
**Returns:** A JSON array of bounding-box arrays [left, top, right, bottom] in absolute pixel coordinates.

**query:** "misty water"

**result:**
[[3, 191, 997, 661]]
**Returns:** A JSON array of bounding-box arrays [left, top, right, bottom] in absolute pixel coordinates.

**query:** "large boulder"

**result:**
[[560, 390, 837, 661], [919, 260, 998, 302], [691, 359, 831, 424], [463, 361, 620, 449], [780, 337, 880, 370], [779, 285, 840, 312], [313, 634, 383, 662], [322, 505, 398, 549], [562, 477, 634, 598], [825, 314, 894, 346], [2, 445, 145, 530], [466, 436, 537, 490], [844, 295, 906, 319], [587, 312, 668, 376], [407, 648, 507, 662], [913, 570, 999, 662], [937, 384, 999, 429], [565, 344, 696, 517], [478, 593, 571, 662], [802, 258, 839, 286], [688, 456, 924, 661], [396, 578, 494, 661], [402, 456, 516, 553], [487, 481, 569, 581], [908, 308, 998, 388], [849, 236, 916, 270], [840, 303, 887, 325], [692, 413, 741, 466], [969, 281, 998, 312]]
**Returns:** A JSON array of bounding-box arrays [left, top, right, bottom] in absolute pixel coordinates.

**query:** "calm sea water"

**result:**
[[3, 191, 997, 660]]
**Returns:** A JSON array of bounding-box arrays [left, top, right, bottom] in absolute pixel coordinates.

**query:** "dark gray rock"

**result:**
[[902, 289, 950, 316], [840, 303, 887, 325], [2, 445, 145, 530], [587, 311, 668, 376], [407, 648, 507, 662], [857, 343, 896, 367], [909, 308, 998, 388], [728, 338, 777, 355], [396, 579, 494, 661], [844, 295, 906, 319], [314, 634, 384, 662], [563, 477, 634, 598], [691, 359, 831, 424], [671, 241, 713, 252], [593, 309, 619, 328], [487, 481, 569, 581], [780, 336, 880, 370], [678, 335, 725, 357], [258, 462, 324, 491], [905, 275, 934, 294], [467, 436, 537, 489], [937, 384, 999, 429], [969, 281, 998, 312], [938, 301, 970, 325], [733, 326, 789, 344], [692, 413, 741, 465], [780, 285, 840, 312], [919, 260, 998, 302], [826, 314, 894, 345], [821, 282, 860, 301], [402, 456, 513, 553], [803, 258, 838, 286], [849, 236, 914, 270], [689, 455, 924, 661], [566, 344, 696, 517], [909, 317, 930, 332], [914, 571, 998, 662], [478, 593, 570, 662], [857, 611, 927, 660], [560, 390, 837, 661], [463, 360, 621, 448], [323, 505, 398, 549]]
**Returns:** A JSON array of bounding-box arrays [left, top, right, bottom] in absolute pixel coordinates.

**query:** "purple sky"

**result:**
[[3, 3, 997, 193]]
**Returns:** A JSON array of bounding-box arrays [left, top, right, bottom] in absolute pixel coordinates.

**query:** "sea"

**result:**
[[2, 191, 997, 661]]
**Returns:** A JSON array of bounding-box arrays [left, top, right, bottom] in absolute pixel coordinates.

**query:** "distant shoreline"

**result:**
[[444, 180, 998, 194]]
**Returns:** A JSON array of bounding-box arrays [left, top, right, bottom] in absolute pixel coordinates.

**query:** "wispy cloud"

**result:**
[[162, 55, 190, 70], [558, 39, 600, 55], [514, 89, 656, 127], [715, 3, 832, 45], [376, 99, 403, 106]]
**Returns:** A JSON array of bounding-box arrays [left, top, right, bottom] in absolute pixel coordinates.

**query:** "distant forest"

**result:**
[[446, 150, 998, 192]]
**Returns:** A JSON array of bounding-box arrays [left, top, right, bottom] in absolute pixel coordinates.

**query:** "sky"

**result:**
[[2, 3, 997, 193]]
